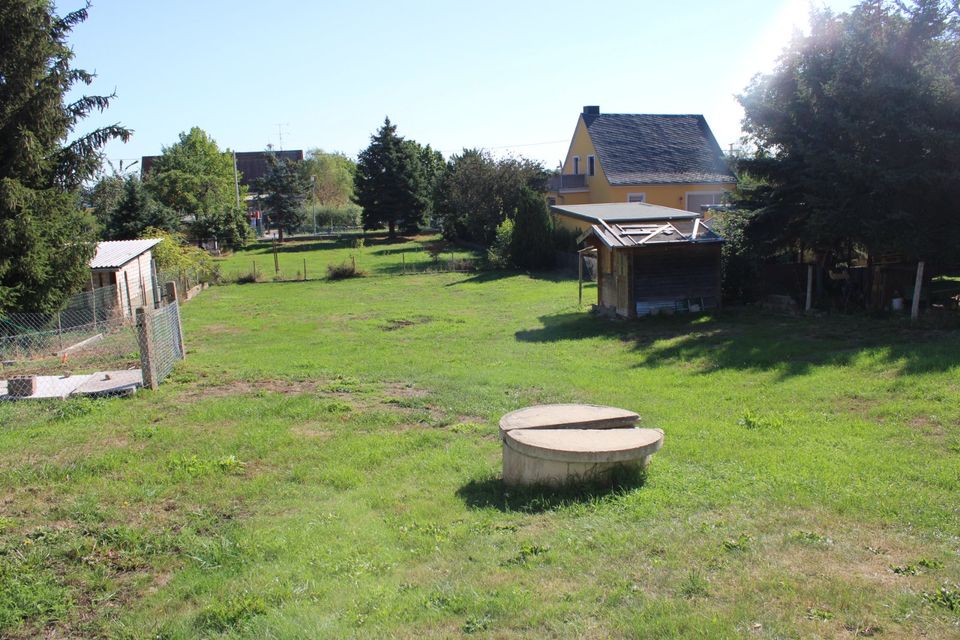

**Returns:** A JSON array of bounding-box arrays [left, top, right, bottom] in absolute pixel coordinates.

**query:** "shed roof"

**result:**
[[90, 239, 162, 270], [580, 218, 722, 250], [582, 113, 735, 185], [552, 201, 699, 223]]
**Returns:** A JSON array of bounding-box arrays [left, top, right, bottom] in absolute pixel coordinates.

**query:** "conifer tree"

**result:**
[[258, 154, 309, 242], [354, 118, 428, 237], [0, 1, 131, 313]]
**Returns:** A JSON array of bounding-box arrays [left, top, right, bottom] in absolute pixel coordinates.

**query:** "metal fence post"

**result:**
[[136, 307, 159, 390], [165, 283, 186, 360]]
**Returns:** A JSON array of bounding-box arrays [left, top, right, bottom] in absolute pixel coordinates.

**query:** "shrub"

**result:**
[[486, 218, 513, 268], [327, 261, 366, 280]]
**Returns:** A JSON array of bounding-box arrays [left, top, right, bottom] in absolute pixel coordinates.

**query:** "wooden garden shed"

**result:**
[[556, 203, 723, 318]]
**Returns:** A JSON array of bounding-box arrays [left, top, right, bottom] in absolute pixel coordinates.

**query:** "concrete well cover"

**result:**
[[504, 427, 664, 464], [499, 404, 639, 433]]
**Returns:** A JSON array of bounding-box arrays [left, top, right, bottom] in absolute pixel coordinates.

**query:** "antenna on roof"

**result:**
[[274, 123, 290, 151]]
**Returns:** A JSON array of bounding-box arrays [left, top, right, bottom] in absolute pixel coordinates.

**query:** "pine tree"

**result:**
[[0, 1, 130, 313], [258, 154, 309, 242], [98, 175, 180, 241], [354, 118, 428, 237]]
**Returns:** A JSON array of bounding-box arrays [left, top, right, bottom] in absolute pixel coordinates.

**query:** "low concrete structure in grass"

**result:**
[[499, 404, 664, 486]]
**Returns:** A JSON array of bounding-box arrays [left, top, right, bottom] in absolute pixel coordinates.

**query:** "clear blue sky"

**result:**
[[63, 0, 859, 171]]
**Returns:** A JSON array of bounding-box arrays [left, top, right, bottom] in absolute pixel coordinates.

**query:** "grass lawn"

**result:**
[[1, 240, 959, 638]]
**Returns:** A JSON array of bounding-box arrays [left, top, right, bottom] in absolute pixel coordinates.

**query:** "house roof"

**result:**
[[90, 239, 162, 270], [141, 149, 304, 189], [552, 202, 700, 223], [582, 113, 735, 185], [581, 217, 723, 250]]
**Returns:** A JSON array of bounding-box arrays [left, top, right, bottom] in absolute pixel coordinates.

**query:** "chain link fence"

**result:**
[[1, 285, 185, 401]]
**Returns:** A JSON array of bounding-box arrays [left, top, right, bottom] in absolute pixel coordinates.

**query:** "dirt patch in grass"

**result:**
[[383, 382, 429, 398], [381, 316, 433, 331], [291, 427, 335, 439]]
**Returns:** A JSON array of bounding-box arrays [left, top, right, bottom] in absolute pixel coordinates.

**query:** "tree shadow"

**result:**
[[514, 309, 960, 378], [456, 468, 647, 514], [446, 270, 577, 286]]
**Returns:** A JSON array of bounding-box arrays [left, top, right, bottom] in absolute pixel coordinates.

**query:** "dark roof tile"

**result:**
[[583, 114, 735, 185]]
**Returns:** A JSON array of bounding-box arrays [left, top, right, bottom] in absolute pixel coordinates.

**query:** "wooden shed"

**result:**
[[554, 203, 723, 318]]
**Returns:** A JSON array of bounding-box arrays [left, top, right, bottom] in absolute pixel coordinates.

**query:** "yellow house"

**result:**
[[549, 106, 736, 234]]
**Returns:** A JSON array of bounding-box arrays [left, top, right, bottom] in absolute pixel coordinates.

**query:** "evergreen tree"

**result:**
[[145, 127, 250, 249], [97, 175, 179, 240], [258, 153, 309, 242], [354, 118, 428, 237], [509, 186, 555, 270], [0, 1, 130, 313]]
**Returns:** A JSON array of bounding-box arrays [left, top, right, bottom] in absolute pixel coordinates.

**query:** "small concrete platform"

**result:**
[[500, 404, 663, 486], [0, 370, 142, 401]]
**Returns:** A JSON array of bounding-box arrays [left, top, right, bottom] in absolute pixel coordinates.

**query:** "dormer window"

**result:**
[[573, 156, 580, 175], [588, 155, 595, 176]]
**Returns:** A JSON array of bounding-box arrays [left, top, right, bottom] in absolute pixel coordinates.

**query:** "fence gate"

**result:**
[[136, 301, 185, 389]]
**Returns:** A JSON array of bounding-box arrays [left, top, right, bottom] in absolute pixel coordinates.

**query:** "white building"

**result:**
[[88, 239, 162, 318]]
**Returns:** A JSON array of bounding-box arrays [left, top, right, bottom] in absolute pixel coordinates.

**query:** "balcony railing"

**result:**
[[547, 174, 587, 191]]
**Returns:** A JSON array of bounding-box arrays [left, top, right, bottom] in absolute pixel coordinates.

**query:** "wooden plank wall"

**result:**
[[631, 244, 721, 303]]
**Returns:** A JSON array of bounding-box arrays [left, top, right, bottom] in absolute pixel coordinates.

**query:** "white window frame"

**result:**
[[587, 155, 595, 176], [685, 190, 724, 213], [627, 192, 646, 203], [573, 156, 580, 175]]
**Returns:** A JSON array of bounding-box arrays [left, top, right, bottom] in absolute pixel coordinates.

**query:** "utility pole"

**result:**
[[232, 151, 241, 209]]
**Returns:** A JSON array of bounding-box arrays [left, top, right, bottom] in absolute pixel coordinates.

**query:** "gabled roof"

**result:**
[[90, 239, 162, 270], [552, 202, 700, 223], [582, 112, 735, 185]]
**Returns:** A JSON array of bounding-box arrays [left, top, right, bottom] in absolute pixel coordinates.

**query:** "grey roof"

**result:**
[[581, 218, 723, 250], [552, 202, 700, 223], [90, 239, 162, 269], [583, 113, 735, 185]]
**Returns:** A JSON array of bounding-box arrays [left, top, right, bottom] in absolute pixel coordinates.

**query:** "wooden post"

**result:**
[[805, 264, 813, 313], [90, 274, 97, 329], [352, 255, 356, 271], [402, 253, 406, 274], [911, 261, 925, 321], [303, 258, 307, 280], [578, 253, 583, 307], [273, 242, 279, 274], [136, 307, 158, 390], [164, 282, 186, 360], [252, 261, 257, 280], [124, 272, 133, 318], [57, 311, 63, 351]]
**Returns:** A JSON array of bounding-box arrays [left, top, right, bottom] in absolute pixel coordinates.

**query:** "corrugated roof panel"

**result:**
[[89, 239, 162, 269]]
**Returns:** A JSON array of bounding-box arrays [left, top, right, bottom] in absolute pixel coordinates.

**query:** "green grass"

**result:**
[[1, 242, 959, 638], [214, 232, 481, 282]]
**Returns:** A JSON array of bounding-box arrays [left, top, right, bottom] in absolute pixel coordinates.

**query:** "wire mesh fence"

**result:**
[[0, 287, 185, 401]]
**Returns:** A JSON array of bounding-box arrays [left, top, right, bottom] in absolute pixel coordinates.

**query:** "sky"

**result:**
[[62, 0, 861, 172]]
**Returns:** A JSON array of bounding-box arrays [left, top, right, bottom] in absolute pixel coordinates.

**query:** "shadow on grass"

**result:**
[[456, 466, 646, 514], [446, 269, 576, 286], [514, 308, 960, 377]]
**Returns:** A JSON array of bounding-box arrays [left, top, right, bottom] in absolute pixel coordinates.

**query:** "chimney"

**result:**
[[583, 106, 600, 115]]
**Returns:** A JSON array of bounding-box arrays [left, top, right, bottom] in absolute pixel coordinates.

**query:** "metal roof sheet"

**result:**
[[580, 217, 723, 249], [89, 239, 162, 269], [552, 201, 700, 223]]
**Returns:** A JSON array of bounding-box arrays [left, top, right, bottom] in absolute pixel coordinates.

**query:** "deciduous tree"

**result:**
[[0, 1, 131, 313], [145, 127, 250, 249]]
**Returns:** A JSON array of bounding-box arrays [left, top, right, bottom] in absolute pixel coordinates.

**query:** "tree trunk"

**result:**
[[388, 220, 396, 238]]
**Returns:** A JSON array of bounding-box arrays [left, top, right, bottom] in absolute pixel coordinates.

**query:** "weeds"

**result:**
[[165, 454, 245, 477], [327, 261, 365, 280], [194, 593, 271, 632], [738, 409, 784, 430], [679, 570, 710, 598], [923, 583, 960, 612], [722, 534, 752, 553]]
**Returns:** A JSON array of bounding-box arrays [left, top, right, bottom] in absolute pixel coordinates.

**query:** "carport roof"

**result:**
[[552, 202, 699, 223]]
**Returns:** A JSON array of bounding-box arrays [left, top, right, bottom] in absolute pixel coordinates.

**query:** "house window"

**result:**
[[573, 156, 580, 175], [587, 155, 595, 176], [627, 193, 645, 203], [685, 191, 724, 213]]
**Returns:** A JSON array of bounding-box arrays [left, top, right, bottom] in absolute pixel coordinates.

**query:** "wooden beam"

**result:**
[[805, 264, 813, 313], [911, 261, 925, 321]]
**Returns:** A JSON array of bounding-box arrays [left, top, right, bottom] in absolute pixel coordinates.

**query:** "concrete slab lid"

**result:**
[[73, 370, 143, 396], [499, 404, 639, 433], [504, 427, 664, 464]]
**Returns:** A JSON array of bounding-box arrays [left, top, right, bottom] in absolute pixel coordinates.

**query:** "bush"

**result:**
[[486, 218, 513, 268], [304, 203, 362, 230], [327, 260, 366, 280], [509, 187, 556, 270]]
